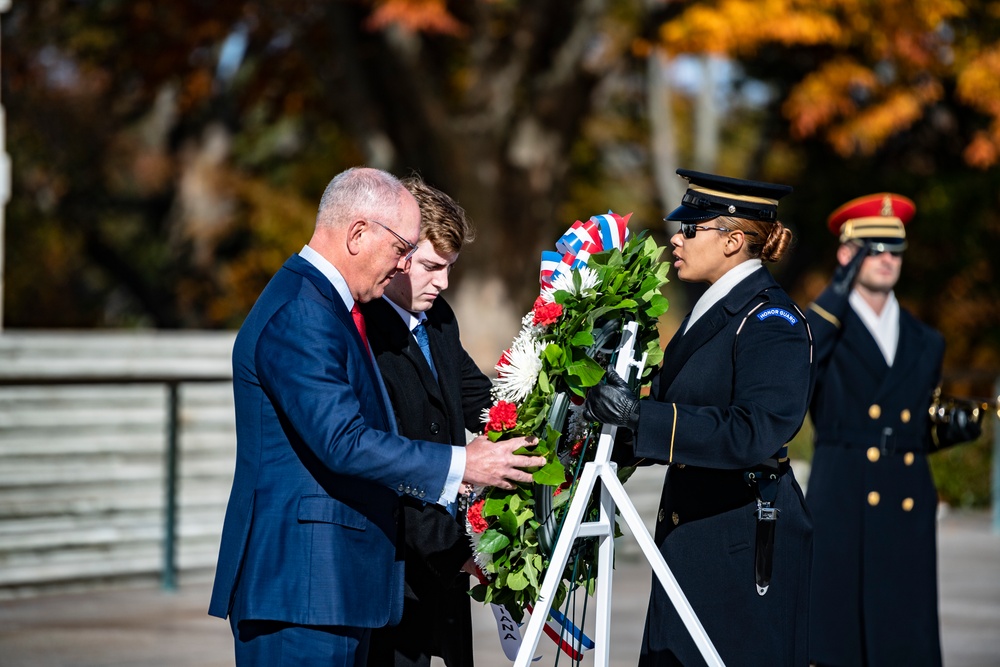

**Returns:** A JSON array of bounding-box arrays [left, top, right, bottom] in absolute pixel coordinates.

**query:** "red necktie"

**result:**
[[351, 303, 370, 354]]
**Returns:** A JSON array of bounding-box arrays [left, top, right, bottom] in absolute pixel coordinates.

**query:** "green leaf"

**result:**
[[566, 354, 606, 388], [543, 343, 563, 365], [477, 529, 511, 554], [507, 569, 529, 591], [645, 294, 670, 318], [483, 497, 507, 517], [498, 505, 518, 535], [570, 329, 595, 347], [532, 459, 567, 486], [537, 368, 551, 394]]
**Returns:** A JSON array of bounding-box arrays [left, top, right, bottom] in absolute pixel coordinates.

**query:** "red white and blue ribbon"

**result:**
[[540, 211, 632, 288], [526, 603, 596, 661]]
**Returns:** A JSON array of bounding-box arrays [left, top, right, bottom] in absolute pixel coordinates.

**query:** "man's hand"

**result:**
[[832, 241, 868, 296], [934, 407, 983, 449], [583, 369, 640, 431], [463, 435, 544, 490]]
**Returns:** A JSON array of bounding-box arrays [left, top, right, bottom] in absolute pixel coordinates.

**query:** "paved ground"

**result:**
[[1, 468, 998, 666]]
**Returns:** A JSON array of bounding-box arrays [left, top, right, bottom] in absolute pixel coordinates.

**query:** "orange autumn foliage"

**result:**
[[655, 0, 1000, 167], [366, 0, 467, 37]]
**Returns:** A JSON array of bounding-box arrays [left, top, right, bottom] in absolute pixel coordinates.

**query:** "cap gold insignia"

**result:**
[[881, 195, 893, 217]]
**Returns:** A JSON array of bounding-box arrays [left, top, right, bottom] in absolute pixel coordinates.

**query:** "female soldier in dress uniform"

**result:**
[[585, 169, 813, 666]]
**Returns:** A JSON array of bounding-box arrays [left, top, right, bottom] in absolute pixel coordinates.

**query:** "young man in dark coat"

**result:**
[[362, 178, 492, 667], [806, 193, 982, 667]]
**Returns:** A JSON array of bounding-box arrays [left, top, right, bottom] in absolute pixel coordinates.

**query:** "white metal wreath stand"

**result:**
[[513, 321, 725, 667]]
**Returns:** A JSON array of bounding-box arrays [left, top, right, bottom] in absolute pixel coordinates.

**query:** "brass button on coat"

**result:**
[[868, 404, 881, 419], [902, 497, 914, 512], [658, 508, 665, 523], [672, 512, 680, 526], [904, 452, 915, 466], [901, 409, 911, 423], [867, 447, 880, 462], [868, 491, 880, 506]]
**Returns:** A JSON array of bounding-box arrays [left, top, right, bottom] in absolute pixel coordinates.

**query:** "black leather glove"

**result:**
[[583, 369, 640, 431], [934, 407, 983, 450], [831, 242, 868, 296]]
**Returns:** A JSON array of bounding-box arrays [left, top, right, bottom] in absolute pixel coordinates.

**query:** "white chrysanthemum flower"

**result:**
[[492, 337, 544, 404], [550, 266, 600, 297]]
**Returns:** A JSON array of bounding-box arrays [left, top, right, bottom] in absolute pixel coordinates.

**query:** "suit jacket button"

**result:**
[[904, 452, 915, 466], [902, 497, 914, 511], [868, 404, 881, 419], [901, 409, 911, 423], [868, 491, 880, 506], [398, 484, 405, 492], [418, 490, 426, 498], [405, 486, 412, 494], [867, 447, 880, 463], [429, 422, 441, 435]]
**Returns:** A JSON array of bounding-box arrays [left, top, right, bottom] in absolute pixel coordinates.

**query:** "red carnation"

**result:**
[[570, 440, 584, 457], [486, 401, 519, 433], [532, 299, 563, 326], [496, 349, 511, 375], [468, 498, 488, 533]]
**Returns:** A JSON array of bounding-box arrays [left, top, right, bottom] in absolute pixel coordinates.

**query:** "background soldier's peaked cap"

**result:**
[[827, 192, 915, 250], [666, 168, 794, 223], [827, 192, 916, 234]]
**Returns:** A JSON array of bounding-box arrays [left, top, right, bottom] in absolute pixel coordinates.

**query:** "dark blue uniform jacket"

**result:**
[[806, 282, 944, 667], [632, 266, 813, 667]]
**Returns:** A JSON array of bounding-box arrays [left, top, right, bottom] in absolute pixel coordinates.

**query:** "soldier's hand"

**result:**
[[583, 369, 640, 431], [935, 407, 983, 449], [463, 434, 544, 490], [832, 241, 868, 296]]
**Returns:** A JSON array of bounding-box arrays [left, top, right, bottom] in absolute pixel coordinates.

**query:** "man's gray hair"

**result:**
[[317, 167, 405, 228]]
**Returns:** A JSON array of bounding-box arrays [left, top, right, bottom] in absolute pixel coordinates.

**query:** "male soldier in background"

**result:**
[[362, 178, 491, 667], [805, 193, 982, 667]]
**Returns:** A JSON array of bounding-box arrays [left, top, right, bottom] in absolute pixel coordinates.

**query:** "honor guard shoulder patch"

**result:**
[[757, 307, 798, 326]]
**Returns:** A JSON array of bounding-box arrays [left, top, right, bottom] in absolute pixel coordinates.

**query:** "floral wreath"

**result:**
[[467, 212, 670, 620]]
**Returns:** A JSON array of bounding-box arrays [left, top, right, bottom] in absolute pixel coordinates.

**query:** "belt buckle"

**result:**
[[755, 499, 779, 522], [880, 427, 894, 456]]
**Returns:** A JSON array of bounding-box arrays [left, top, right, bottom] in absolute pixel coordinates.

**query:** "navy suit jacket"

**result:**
[[208, 254, 453, 628]]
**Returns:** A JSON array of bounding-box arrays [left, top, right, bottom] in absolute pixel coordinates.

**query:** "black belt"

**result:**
[[814, 427, 925, 456]]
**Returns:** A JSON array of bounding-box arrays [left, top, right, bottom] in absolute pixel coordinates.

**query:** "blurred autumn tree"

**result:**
[[1, 0, 659, 332], [2, 0, 999, 398], [650, 0, 1000, 397]]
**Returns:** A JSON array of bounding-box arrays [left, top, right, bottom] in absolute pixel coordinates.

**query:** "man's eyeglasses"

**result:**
[[678, 222, 759, 239], [370, 220, 418, 260]]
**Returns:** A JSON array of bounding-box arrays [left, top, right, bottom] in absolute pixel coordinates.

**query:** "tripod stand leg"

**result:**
[[601, 471, 725, 667], [513, 463, 602, 666]]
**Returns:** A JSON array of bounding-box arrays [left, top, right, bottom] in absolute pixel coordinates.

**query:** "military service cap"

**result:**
[[827, 192, 915, 252], [666, 169, 793, 223]]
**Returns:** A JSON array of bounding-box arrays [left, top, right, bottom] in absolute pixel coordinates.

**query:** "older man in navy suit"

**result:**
[[208, 167, 543, 666]]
